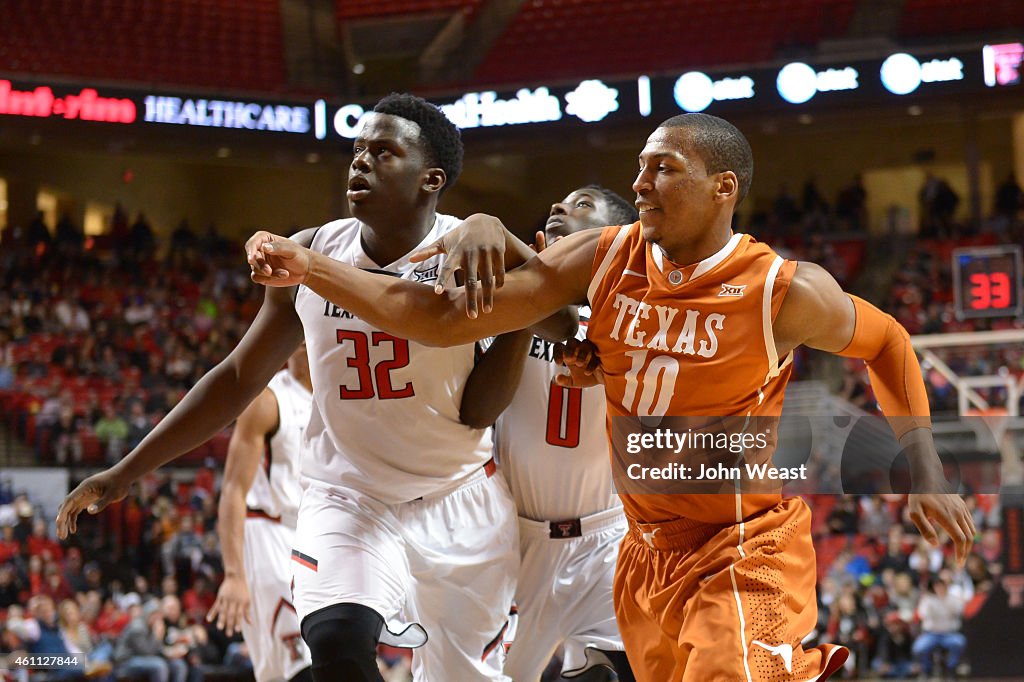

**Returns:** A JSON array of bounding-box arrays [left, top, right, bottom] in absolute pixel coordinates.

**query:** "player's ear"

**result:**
[[715, 171, 739, 204], [422, 168, 446, 195]]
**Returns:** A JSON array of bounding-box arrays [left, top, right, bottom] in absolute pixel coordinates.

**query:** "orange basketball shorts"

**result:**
[[614, 497, 848, 681]]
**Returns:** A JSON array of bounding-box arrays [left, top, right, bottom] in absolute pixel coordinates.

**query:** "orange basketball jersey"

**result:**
[[587, 222, 798, 526]]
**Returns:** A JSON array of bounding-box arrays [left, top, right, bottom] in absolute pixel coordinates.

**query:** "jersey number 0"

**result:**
[[546, 383, 583, 448]]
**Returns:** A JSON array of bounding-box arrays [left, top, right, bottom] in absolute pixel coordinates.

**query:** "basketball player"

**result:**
[[207, 344, 313, 682], [57, 93, 573, 682], [462, 186, 637, 682], [240, 112, 976, 681]]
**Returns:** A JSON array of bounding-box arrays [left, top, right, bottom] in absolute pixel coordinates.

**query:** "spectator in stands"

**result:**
[[52, 403, 84, 464], [995, 172, 1021, 218], [126, 400, 153, 450], [871, 611, 916, 679], [27, 519, 63, 562], [63, 547, 87, 593], [0, 524, 20, 564], [0, 564, 22, 608], [26, 211, 51, 247], [772, 182, 801, 225], [908, 536, 944, 578], [58, 598, 114, 677], [114, 600, 189, 682], [886, 571, 919, 622], [858, 496, 892, 539], [42, 562, 74, 602], [912, 577, 967, 677], [835, 174, 867, 231], [826, 591, 870, 676], [22, 594, 87, 679], [54, 213, 84, 254], [129, 212, 156, 259], [0, 328, 14, 389], [964, 553, 994, 593], [94, 403, 129, 463], [827, 496, 859, 535], [876, 526, 910, 574]]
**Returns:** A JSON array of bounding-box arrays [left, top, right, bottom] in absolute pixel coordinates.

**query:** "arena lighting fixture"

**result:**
[[564, 79, 619, 123], [880, 53, 964, 95], [673, 71, 754, 112], [776, 62, 859, 104]]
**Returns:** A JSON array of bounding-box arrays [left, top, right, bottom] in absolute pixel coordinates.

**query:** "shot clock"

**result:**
[[952, 245, 1023, 320]]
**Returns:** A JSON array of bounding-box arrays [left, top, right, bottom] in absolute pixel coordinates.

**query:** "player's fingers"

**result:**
[[554, 372, 577, 388], [934, 509, 967, 564], [593, 366, 606, 385], [410, 241, 444, 264], [463, 249, 480, 319], [490, 248, 505, 290], [957, 512, 975, 565], [479, 250, 495, 313], [534, 231, 547, 253], [245, 232, 270, 271], [910, 508, 939, 545], [262, 240, 295, 258], [432, 245, 460, 294], [553, 342, 567, 366]]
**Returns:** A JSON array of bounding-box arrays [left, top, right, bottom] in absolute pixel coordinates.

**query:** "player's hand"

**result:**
[[410, 213, 507, 318], [554, 338, 604, 388], [55, 469, 132, 539], [245, 231, 312, 287], [907, 493, 976, 566], [207, 574, 251, 637]]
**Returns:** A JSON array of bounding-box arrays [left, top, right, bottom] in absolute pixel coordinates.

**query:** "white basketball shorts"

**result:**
[[290, 465, 519, 681]]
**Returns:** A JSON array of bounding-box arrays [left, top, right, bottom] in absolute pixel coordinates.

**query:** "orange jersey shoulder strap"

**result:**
[[588, 221, 639, 308]]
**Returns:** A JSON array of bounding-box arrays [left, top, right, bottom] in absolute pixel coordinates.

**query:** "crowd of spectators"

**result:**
[[1, 482, 1002, 681], [0, 211, 263, 465]]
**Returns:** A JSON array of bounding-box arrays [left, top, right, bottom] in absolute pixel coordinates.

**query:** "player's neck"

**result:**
[[358, 204, 437, 267], [660, 221, 734, 267]]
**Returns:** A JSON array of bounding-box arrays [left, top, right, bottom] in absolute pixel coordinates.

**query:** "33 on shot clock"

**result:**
[[953, 245, 1023, 320]]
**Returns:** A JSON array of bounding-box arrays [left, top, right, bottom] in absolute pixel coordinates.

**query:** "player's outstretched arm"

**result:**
[[55, 230, 314, 540], [207, 388, 278, 636], [247, 227, 600, 348], [774, 261, 976, 565]]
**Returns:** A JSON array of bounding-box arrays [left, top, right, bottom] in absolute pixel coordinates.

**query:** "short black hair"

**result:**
[[373, 93, 463, 193], [658, 113, 753, 205], [580, 184, 639, 225]]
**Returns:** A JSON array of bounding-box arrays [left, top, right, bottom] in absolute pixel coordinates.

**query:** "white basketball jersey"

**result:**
[[494, 308, 620, 521], [245, 370, 311, 526], [293, 215, 492, 503]]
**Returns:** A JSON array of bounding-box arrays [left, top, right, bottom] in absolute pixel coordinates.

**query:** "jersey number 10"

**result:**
[[336, 330, 414, 400]]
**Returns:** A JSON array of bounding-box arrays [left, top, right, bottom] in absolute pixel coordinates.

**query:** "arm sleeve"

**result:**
[[836, 295, 931, 438]]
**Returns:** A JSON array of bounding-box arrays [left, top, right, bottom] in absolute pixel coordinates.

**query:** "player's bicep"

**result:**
[[774, 261, 856, 354], [223, 287, 304, 389], [223, 389, 278, 494]]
